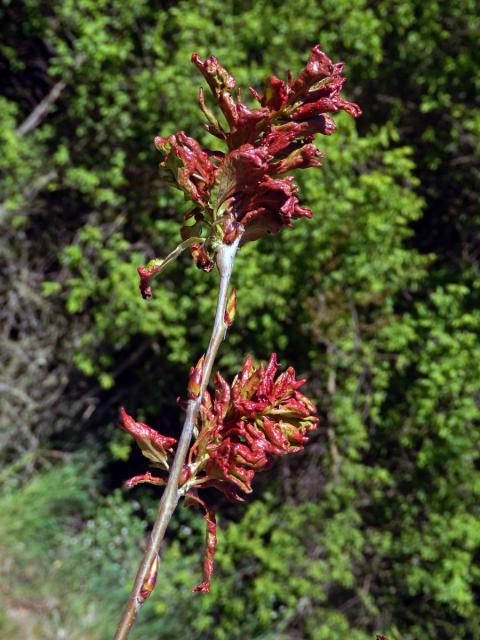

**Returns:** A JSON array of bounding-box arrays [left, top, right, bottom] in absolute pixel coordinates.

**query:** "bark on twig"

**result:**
[[113, 238, 241, 640]]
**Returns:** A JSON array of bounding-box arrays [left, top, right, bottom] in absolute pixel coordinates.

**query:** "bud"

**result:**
[[138, 553, 159, 604], [188, 354, 205, 399], [224, 287, 237, 326]]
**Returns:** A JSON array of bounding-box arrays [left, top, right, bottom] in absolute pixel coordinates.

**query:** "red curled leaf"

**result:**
[[192, 54, 270, 148], [229, 102, 269, 148], [186, 492, 218, 593], [290, 45, 336, 98], [154, 132, 217, 207], [211, 144, 270, 209], [191, 54, 238, 127], [269, 144, 324, 175], [237, 175, 312, 244], [125, 471, 167, 489], [258, 75, 289, 110], [197, 86, 225, 139], [119, 407, 176, 470]]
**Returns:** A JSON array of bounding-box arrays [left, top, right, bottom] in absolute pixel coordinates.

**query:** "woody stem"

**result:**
[[113, 237, 241, 640]]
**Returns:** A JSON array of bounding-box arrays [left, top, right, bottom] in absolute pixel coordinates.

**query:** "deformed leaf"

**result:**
[[119, 407, 176, 470]]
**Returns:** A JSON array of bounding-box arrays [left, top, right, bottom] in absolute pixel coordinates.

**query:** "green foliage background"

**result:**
[[0, 1, 479, 638]]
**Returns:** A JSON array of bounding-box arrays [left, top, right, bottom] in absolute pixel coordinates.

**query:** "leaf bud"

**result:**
[[224, 287, 237, 326], [188, 354, 205, 399], [138, 553, 159, 604]]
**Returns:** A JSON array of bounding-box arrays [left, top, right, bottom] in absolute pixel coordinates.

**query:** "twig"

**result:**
[[15, 81, 66, 136], [113, 237, 241, 640], [326, 345, 340, 481], [14, 54, 85, 137]]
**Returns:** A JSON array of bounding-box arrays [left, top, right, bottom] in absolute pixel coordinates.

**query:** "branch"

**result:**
[[14, 53, 85, 137], [113, 237, 241, 640], [15, 80, 66, 136]]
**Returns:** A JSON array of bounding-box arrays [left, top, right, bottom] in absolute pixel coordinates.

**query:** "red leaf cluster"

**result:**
[[183, 354, 317, 591], [189, 353, 318, 498], [154, 46, 361, 266], [121, 355, 318, 592]]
